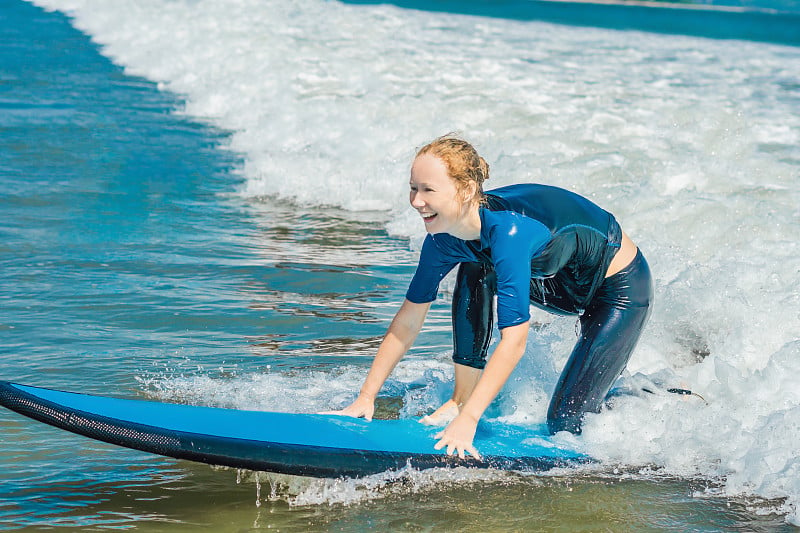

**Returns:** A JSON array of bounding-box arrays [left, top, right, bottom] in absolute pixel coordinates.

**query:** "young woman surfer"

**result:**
[[330, 135, 653, 460]]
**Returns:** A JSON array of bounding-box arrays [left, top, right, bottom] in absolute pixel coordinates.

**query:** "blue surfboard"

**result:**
[[0, 381, 589, 477]]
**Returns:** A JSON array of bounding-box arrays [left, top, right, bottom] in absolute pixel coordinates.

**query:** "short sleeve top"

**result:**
[[405, 184, 622, 328]]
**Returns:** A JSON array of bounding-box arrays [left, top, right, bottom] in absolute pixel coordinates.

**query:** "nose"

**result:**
[[410, 191, 425, 208]]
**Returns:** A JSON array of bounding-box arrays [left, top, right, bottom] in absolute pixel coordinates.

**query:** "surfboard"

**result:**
[[0, 381, 589, 478]]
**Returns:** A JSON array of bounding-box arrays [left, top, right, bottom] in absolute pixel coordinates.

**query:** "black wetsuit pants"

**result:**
[[451, 250, 653, 435]]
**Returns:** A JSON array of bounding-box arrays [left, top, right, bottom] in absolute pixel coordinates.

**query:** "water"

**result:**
[[342, 0, 800, 45], [1, 0, 799, 530]]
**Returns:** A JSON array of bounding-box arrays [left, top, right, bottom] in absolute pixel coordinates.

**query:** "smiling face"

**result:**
[[409, 153, 480, 240]]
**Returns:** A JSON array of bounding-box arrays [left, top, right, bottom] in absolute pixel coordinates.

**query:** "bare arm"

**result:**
[[434, 321, 529, 458], [326, 299, 431, 420]]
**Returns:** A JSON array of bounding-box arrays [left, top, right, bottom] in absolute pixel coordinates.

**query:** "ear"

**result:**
[[461, 181, 479, 204]]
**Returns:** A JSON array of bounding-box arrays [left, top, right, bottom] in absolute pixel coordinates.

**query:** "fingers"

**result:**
[[319, 409, 355, 417], [318, 408, 372, 421], [433, 435, 481, 460], [467, 445, 482, 461], [361, 404, 375, 422]]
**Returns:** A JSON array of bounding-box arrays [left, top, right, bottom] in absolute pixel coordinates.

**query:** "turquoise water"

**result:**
[[2, 0, 800, 530], [0, 0, 424, 382], [0, 2, 436, 527], [343, 0, 800, 45]]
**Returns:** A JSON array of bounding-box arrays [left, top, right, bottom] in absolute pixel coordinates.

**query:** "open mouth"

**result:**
[[420, 212, 437, 224]]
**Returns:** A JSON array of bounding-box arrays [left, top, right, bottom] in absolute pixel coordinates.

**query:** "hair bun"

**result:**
[[478, 156, 490, 183]]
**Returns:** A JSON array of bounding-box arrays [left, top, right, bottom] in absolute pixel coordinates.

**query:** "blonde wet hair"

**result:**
[[415, 135, 490, 204]]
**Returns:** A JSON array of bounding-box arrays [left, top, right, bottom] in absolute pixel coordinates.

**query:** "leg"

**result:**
[[421, 363, 481, 425], [451, 262, 496, 370], [452, 363, 483, 405], [547, 252, 653, 434], [423, 263, 495, 425]]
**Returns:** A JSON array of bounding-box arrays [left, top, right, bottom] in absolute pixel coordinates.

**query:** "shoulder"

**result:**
[[419, 232, 476, 264], [480, 208, 550, 248], [423, 232, 465, 252], [484, 183, 613, 232], [485, 183, 585, 208]]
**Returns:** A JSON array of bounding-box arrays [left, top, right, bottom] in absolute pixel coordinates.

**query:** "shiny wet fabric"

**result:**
[[452, 262, 497, 369], [452, 250, 653, 434], [546, 249, 653, 434]]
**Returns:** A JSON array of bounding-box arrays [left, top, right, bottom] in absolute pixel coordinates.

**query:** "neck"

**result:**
[[451, 203, 482, 241]]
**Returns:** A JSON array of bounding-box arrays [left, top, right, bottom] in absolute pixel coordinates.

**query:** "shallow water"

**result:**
[[2, 0, 800, 530], [2, 457, 796, 531]]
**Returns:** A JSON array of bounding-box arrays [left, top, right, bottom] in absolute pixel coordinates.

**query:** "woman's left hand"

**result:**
[[434, 413, 482, 460]]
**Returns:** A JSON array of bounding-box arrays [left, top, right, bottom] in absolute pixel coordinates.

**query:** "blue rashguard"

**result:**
[[405, 184, 623, 328], [405, 183, 653, 435]]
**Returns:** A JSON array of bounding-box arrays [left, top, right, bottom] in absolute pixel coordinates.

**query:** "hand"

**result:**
[[434, 413, 482, 460], [320, 394, 375, 421], [419, 399, 460, 426]]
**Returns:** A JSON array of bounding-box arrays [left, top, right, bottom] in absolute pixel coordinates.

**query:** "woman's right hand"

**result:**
[[320, 394, 375, 421]]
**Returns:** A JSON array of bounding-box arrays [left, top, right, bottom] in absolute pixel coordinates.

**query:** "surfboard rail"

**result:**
[[0, 381, 589, 477]]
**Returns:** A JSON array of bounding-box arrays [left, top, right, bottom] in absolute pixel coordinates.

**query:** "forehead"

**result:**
[[410, 154, 451, 184]]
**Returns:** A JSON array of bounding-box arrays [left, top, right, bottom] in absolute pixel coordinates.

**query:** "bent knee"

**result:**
[[452, 353, 487, 370]]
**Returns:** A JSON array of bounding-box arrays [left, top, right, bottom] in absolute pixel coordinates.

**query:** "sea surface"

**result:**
[[1, 0, 799, 530]]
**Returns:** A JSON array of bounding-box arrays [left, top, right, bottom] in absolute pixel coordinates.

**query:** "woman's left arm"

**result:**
[[434, 321, 529, 459]]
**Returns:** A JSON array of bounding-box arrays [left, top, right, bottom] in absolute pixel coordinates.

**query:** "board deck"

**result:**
[[0, 381, 589, 477]]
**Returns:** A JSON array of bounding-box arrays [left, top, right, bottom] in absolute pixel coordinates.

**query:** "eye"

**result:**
[[410, 183, 435, 193]]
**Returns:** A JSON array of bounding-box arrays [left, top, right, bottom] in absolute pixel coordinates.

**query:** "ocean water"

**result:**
[[1, 0, 799, 530]]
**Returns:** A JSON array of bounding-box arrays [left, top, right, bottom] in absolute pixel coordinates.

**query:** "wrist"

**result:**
[[458, 406, 481, 424], [358, 390, 376, 402]]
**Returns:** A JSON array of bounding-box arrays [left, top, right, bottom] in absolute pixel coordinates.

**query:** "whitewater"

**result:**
[[28, 0, 800, 524]]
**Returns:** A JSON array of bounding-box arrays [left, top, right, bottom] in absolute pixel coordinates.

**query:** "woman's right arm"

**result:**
[[328, 299, 431, 420]]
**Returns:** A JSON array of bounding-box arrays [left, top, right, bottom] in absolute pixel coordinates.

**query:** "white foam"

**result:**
[[241, 465, 519, 507], [33, 0, 800, 523]]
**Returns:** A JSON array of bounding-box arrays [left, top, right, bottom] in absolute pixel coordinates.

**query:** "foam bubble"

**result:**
[[34, 0, 800, 523], [238, 464, 565, 508]]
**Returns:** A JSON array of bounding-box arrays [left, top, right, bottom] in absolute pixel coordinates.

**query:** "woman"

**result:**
[[331, 135, 653, 460]]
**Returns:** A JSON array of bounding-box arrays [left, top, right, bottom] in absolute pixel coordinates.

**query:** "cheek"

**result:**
[[449, 196, 467, 214]]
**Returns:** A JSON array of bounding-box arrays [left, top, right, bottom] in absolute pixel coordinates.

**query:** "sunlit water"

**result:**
[[1, 0, 799, 529]]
